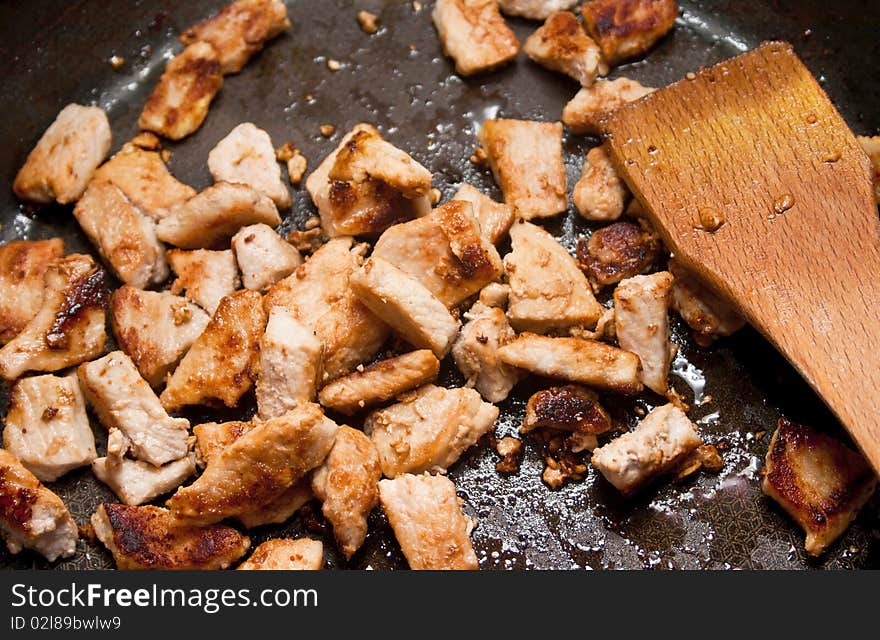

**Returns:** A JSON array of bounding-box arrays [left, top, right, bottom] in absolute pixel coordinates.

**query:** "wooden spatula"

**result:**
[[600, 41, 880, 472]]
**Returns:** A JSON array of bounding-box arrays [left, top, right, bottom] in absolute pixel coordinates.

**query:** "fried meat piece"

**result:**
[[613, 271, 674, 394], [0, 254, 107, 381], [521, 385, 611, 435], [13, 104, 111, 204], [668, 259, 745, 340], [351, 257, 460, 358], [576, 220, 662, 288], [180, 0, 291, 75], [318, 349, 440, 415], [311, 426, 382, 558], [237, 538, 323, 570], [452, 301, 520, 403], [451, 184, 515, 244], [160, 290, 266, 411], [504, 221, 603, 332], [235, 481, 313, 529], [762, 417, 877, 556], [857, 135, 880, 203], [0, 449, 78, 562], [3, 374, 95, 482], [208, 122, 291, 208], [0, 239, 64, 345], [591, 403, 701, 494], [110, 286, 210, 387], [365, 384, 498, 478], [92, 455, 196, 506], [573, 145, 627, 221], [167, 248, 240, 315], [256, 307, 322, 419], [166, 403, 337, 524], [581, 0, 678, 65], [73, 180, 169, 288], [265, 237, 389, 380], [91, 503, 249, 570], [193, 420, 255, 467], [231, 223, 301, 292], [524, 11, 608, 87], [478, 119, 567, 220], [378, 473, 478, 570], [562, 77, 654, 134], [498, 0, 577, 20], [157, 181, 282, 249], [497, 333, 643, 394], [432, 0, 520, 76], [78, 351, 190, 466], [138, 42, 223, 140]]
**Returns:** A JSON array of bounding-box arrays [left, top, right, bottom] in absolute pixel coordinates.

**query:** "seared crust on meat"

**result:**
[[160, 290, 265, 411], [576, 220, 662, 288], [318, 350, 440, 415], [194, 420, 255, 467], [0, 239, 64, 345], [237, 538, 323, 570], [167, 248, 240, 315], [180, 0, 291, 75], [0, 254, 107, 381], [581, 0, 678, 65], [235, 481, 313, 529], [91, 503, 249, 570], [562, 77, 654, 134], [522, 385, 611, 435], [668, 259, 744, 340], [432, 0, 520, 77], [762, 417, 878, 556], [138, 42, 223, 140], [452, 184, 515, 244], [524, 11, 608, 87], [573, 145, 628, 221]]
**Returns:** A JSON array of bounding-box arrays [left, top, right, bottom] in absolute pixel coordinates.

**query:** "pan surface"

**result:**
[[0, 0, 878, 570]]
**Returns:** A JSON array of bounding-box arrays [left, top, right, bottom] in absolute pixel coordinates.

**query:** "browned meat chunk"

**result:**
[[237, 538, 323, 570], [668, 259, 745, 341], [521, 385, 612, 436], [576, 220, 662, 289], [232, 223, 302, 292], [0, 239, 64, 345], [14, 104, 111, 204], [524, 11, 608, 87], [91, 455, 196, 506], [208, 123, 291, 208], [573, 145, 628, 221], [432, 0, 520, 76], [167, 248, 240, 315], [857, 135, 880, 203], [498, 0, 577, 20], [562, 77, 654, 134], [193, 420, 255, 467], [235, 481, 313, 529], [451, 184, 515, 244], [582, 0, 678, 65], [762, 417, 878, 556], [452, 301, 520, 403]]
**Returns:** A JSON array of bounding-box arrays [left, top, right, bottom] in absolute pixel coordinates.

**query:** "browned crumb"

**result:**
[[358, 10, 379, 34], [412, 1, 422, 12], [287, 227, 323, 254], [160, 149, 172, 163], [539, 432, 588, 489], [665, 386, 690, 413], [110, 55, 125, 70], [304, 216, 321, 230], [429, 187, 442, 206], [275, 143, 295, 162], [673, 444, 723, 481], [78, 523, 97, 544], [129, 131, 162, 150], [470, 146, 488, 166], [286, 151, 307, 185], [320, 124, 336, 137], [495, 436, 523, 475], [327, 59, 342, 72]]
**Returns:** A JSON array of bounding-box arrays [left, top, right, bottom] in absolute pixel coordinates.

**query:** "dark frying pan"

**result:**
[[0, 0, 878, 570]]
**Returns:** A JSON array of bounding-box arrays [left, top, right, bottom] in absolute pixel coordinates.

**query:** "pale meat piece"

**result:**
[[92, 455, 196, 506], [237, 538, 323, 570], [208, 122, 291, 208], [166, 403, 338, 524], [167, 248, 240, 315], [265, 237, 389, 380], [306, 124, 432, 237], [524, 11, 608, 87], [372, 200, 503, 307], [73, 180, 169, 288], [78, 351, 190, 467], [478, 119, 567, 220], [576, 220, 662, 289], [351, 257, 460, 358], [3, 374, 96, 482], [504, 220, 603, 332], [110, 286, 210, 388], [591, 404, 702, 495], [0, 239, 64, 345], [157, 181, 282, 249], [0, 449, 78, 562], [0, 254, 107, 381], [256, 307, 322, 419], [452, 301, 520, 403], [452, 184, 515, 244], [521, 385, 612, 436], [498, 0, 577, 20], [857, 135, 880, 202], [613, 271, 674, 394], [432, 0, 520, 77], [91, 137, 196, 221], [138, 42, 223, 140], [378, 473, 478, 570], [562, 77, 655, 134], [231, 223, 302, 291], [479, 282, 510, 308], [762, 417, 878, 556], [161, 290, 266, 411], [573, 145, 628, 221], [193, 420, 255, 467], [91, 503, 249, 570], [318, 350, 440, 415], [668, 259, 745, 341], [497, 333, 643, 394], [311, 426, 382, 558], [365, 384, 498, 478], [180, 0, 291, 75], [582, 0, 678, 65], [235, 480, 312, 529], [13, 104, 111, 204]]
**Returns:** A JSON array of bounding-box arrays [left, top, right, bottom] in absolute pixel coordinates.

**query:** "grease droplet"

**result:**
[[698, 206, 725, 232], [773, 194, 795, 214]]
